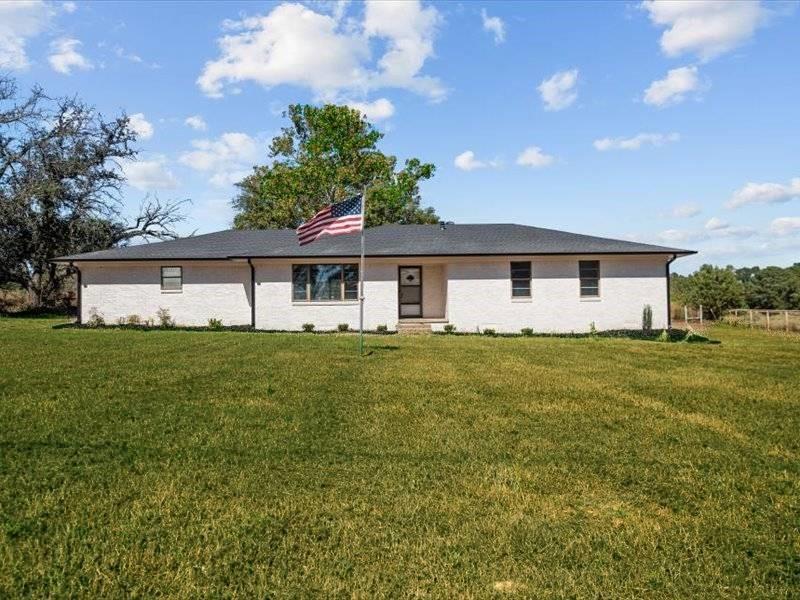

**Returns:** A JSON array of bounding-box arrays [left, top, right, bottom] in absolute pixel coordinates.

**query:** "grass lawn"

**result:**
[[1, 317, 798, 597]]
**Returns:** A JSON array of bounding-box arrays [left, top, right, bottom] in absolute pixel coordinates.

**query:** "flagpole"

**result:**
[[358, 186, 366, 356]]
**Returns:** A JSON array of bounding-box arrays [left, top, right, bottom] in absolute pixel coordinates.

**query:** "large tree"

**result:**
[[683, 264, 745, 318], [0, 76, 186, 307], [232, 104, 439, 229]]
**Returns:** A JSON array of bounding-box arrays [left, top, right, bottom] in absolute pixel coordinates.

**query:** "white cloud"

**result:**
[[641, 0, 766, 62], [537, 68, 578, 111], [454, 150, 500, 171], [726, 177, 800, 209], [770, 217, 800, 236], [128, 113, 154, 140], [346, 98, 395, 122], [179, 132, 259, 188], [198, 1, 444, 102], [516, 146, 554, 169], [659, 221, 757, 243], [0, 0, 54, 70], [704, 216, 728, 230], [48, 37, 92, 74], [643, 65, 701, 107], [594, 132, 679, 151], [184, 115, 208, 131], [669, 202, 702, 218], [123, 156, 179, 191], [481, 9, 506, 44], [62, 2, 77, 13]]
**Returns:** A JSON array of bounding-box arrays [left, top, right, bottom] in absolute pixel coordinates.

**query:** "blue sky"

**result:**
[[3, 0, 799, 273]]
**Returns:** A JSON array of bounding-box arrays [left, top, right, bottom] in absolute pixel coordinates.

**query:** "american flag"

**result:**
[[296, 196, 363, 246]]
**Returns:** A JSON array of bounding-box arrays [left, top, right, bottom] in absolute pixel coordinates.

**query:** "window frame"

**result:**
[[160, 266, 183, 293], [579, 260, 600, 298], [510, 261, 532, 298], [292, 263, 359, 303]]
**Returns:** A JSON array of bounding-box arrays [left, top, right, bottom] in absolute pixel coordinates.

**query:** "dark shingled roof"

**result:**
[[53, 224, 695, 262]]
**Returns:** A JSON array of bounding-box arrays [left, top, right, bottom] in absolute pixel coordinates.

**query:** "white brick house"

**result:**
[[54, 224, 694, 333]]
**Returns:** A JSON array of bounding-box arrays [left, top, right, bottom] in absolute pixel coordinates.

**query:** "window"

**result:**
[[510, 261, 531, 298], [292, 264, 359, 302], [579, 260, 600, 297], [161, 266, 182, 291]]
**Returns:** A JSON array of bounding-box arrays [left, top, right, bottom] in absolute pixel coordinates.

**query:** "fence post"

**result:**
[[766, 311, 770, 330], [699, 305, 703, 327], [749, 309, 753, 328], [786, 310, 790, 332]]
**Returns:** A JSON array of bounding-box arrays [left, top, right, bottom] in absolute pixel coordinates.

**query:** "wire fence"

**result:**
[[723, 309, 800, 333]]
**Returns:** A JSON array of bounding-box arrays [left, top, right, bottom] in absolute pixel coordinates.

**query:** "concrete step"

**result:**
[[396, 321, 433, 335]]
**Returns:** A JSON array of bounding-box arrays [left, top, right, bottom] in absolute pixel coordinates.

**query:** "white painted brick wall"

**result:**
[[78, 254, 670, 333], [80, 261, 251, 326], [254, 261, 397, 330], [442, 255, 669, 333]]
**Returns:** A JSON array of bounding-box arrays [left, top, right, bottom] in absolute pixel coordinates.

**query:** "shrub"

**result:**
[[302, 323, 315, 333], [86, 308, 105, 327], [483, 328, 496, 337], [683, 328, 710, 344], [521, 327, 534, 337], [656, 329, 670, 342], [443, 324, 456, 334], [589, 321, 598, 336], [208, 318, 223, 330], [126, 314, 142, 326], [642, 304, 653, 332], [156, 307, 174, 328], [337, 323, 349, 332], [375, 324, 388, 334]]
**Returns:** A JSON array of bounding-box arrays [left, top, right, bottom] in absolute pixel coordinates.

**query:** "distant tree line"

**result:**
[[671, 264, 800, 318]]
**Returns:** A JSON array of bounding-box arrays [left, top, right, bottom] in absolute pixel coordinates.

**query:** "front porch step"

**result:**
[[396, 321, 433, 335]]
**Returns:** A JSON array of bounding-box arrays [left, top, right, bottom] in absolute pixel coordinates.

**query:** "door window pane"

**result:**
[[399, 268, 420, 285]]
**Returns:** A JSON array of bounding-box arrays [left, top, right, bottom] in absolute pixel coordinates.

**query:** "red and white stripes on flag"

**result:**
[[296, 196, 363, 246]]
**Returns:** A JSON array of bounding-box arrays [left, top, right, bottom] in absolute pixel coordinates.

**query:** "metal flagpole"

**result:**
[[358, 187, 366, 356]]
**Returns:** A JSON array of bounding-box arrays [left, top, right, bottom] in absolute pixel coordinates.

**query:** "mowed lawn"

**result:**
[[0, 318, 798, 597]]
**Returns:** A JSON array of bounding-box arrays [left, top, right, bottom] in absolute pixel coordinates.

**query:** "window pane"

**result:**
[[512, 281, 531, 297], [161, 277, 181, 291], [510, 261, 531, 279], [399, 286, 421, 304], [292, 265, 308, 301], [580, 282, 599, 297], [343, 265, 359, 299], [162, 266, 181, 278], [399, 268, 420, 285], [311, 264, 343, 301], [579, 261, 599, 277]]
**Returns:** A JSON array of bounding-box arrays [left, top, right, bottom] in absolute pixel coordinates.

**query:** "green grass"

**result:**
[[1, 317, 798, 597]]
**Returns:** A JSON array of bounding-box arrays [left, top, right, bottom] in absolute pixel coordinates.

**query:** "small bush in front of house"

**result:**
[[86, 308, 105, 328], [337, 323, 350, 332], [642, 304, 653, 332], [483, 328, 496, 337], [683, 328, 710, 344], [443, 324, 456, 334], [589, 321, 598, 336], [656, 329, 670, 342], [521, 327, 534, 337], [156, 307, 175, 328], [376, 324, 388, 334], [208, 318, 223, 330], [302, 323, 315, 333]]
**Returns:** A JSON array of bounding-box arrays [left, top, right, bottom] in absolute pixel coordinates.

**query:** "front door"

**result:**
[[398, 266, 422, 318]]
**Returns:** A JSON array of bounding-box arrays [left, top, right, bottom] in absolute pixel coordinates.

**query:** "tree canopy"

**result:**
[[232, 104, 439, 229], [0, 76, 186, 307], [671, 262, 800, 317]]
